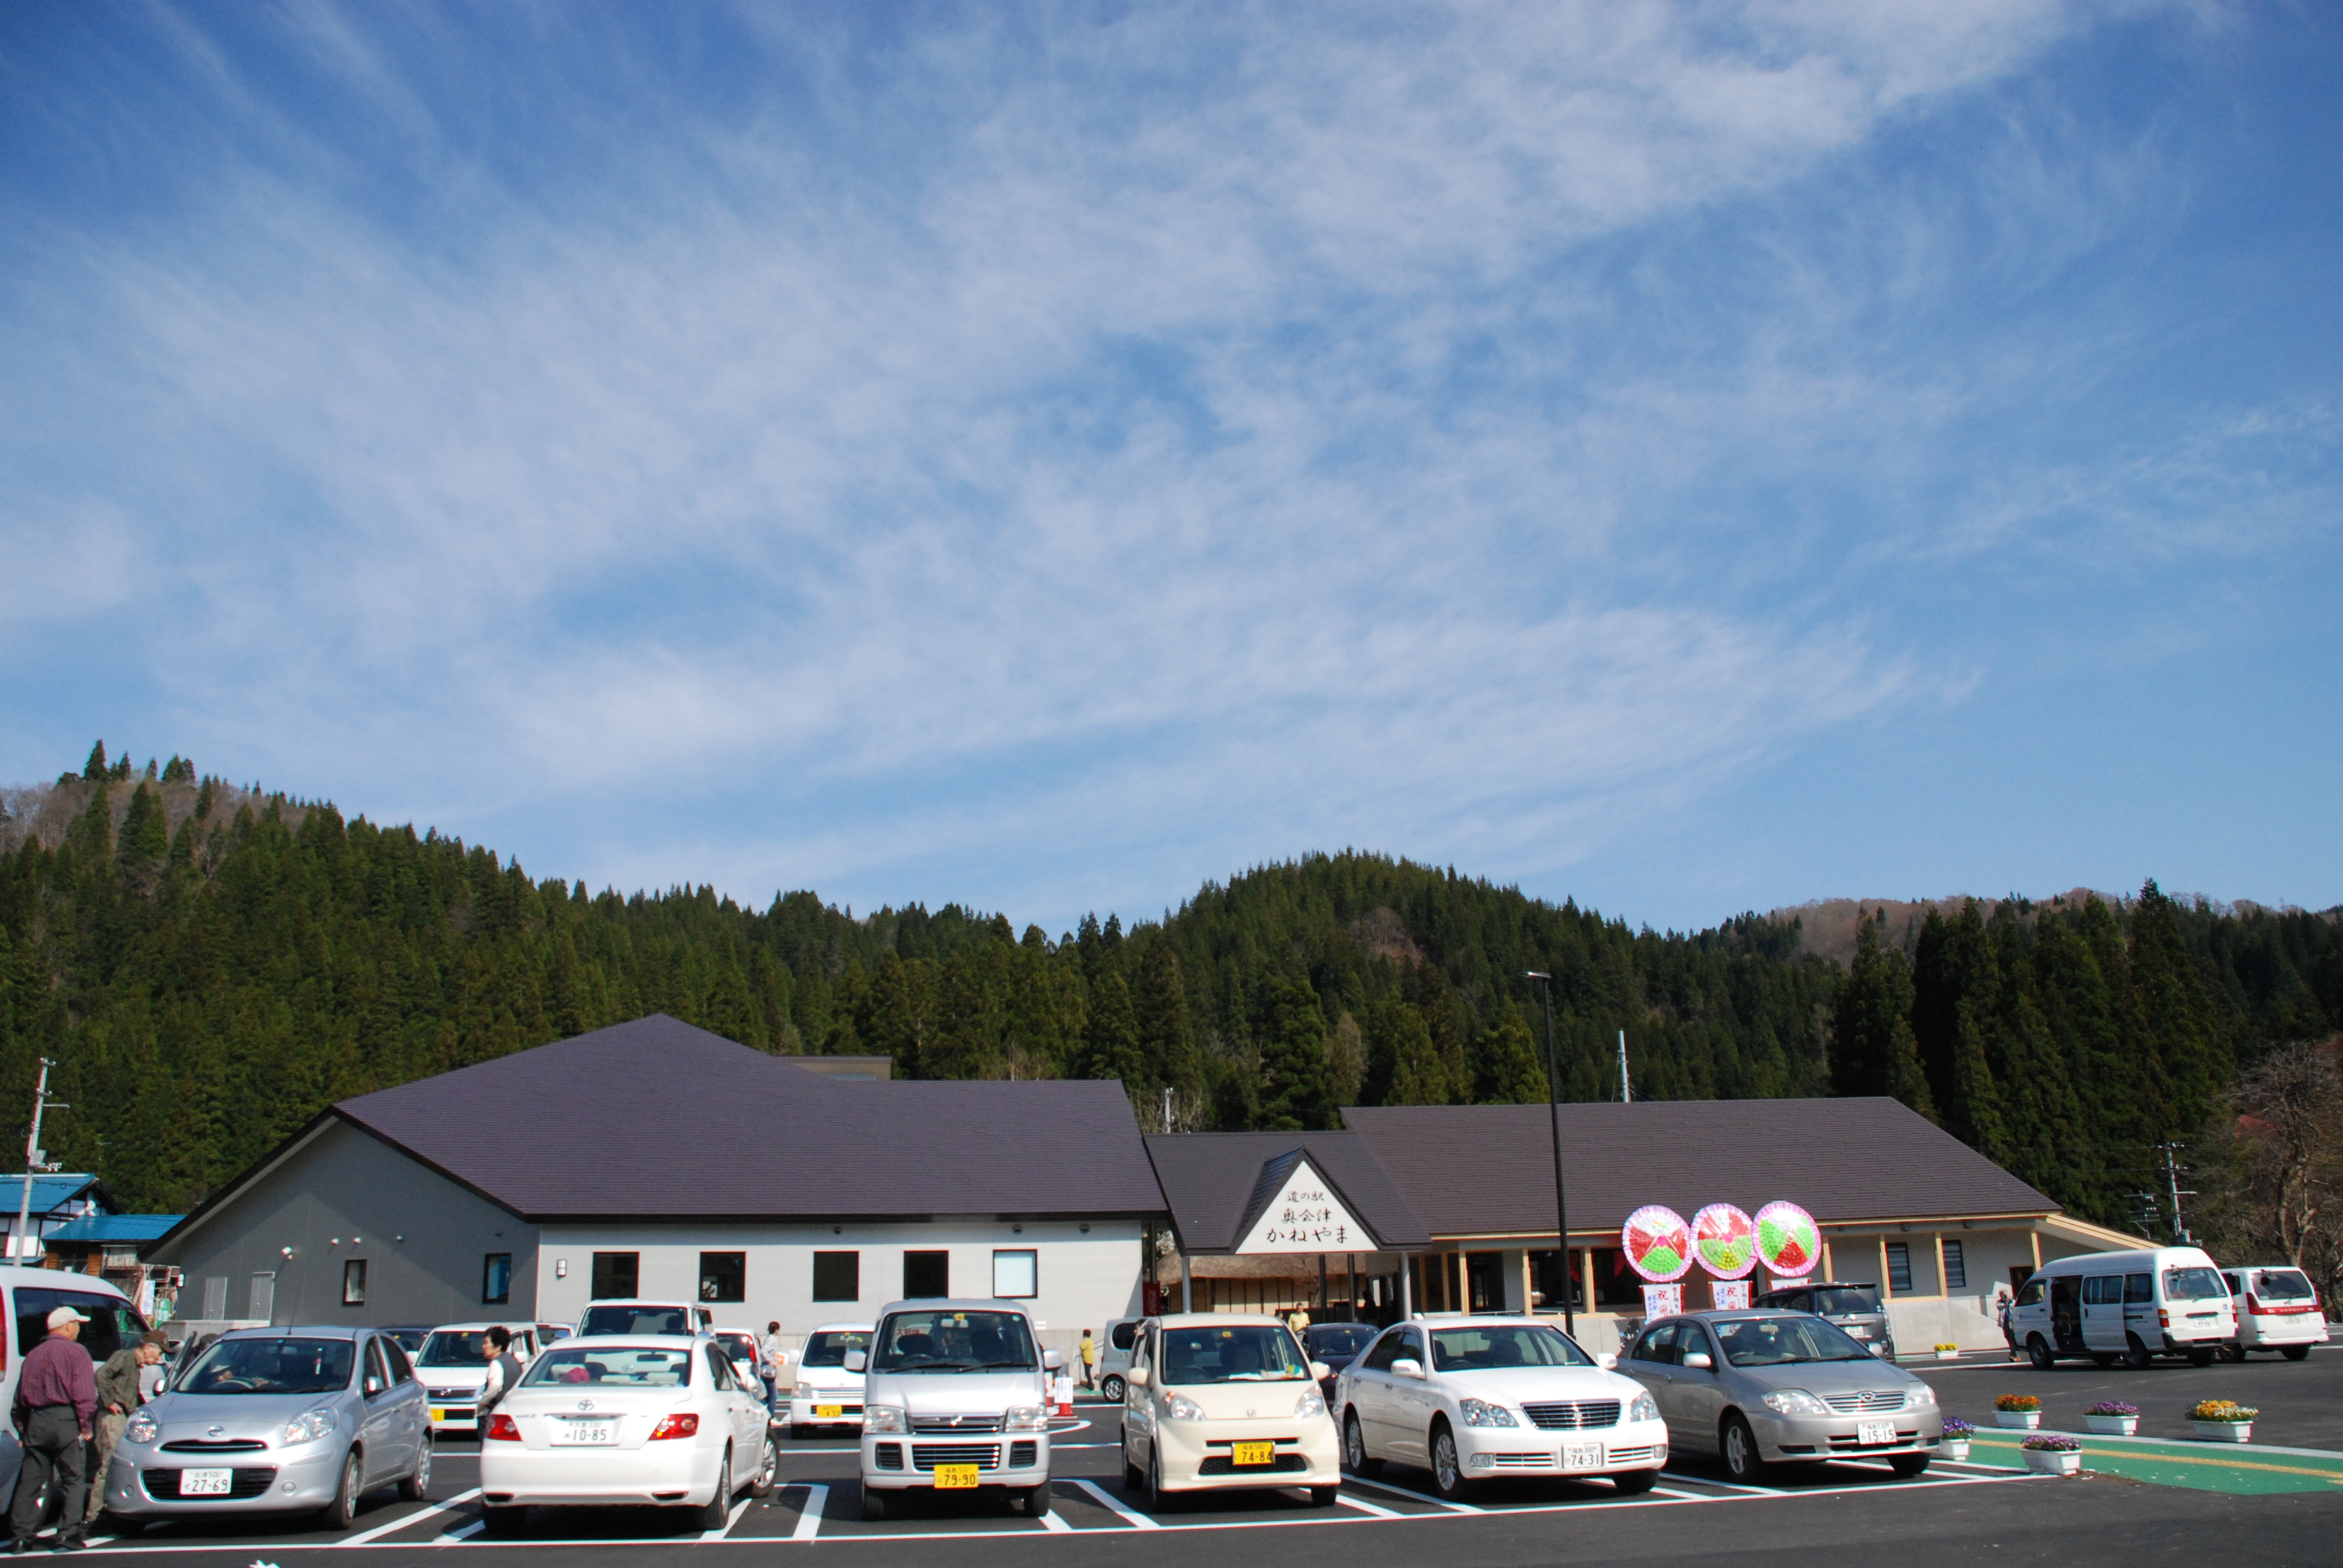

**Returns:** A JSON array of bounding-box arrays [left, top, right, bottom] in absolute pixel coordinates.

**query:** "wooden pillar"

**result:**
[[2030, 1229, 2043, 1270], [1581, 1247, 1598, 1315], [1878, 1236, 1894, 1299], [1821, 1238, 1835, 1282], [1932, 1233, 1947, 1297]]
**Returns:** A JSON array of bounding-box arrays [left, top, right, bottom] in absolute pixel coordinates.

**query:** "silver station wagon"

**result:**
[[103, 1325, 431, 1530]]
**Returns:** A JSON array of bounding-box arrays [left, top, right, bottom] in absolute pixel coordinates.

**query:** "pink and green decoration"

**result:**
[[1692, 1203, 1757, 1279], [1754, 1200, 1820, 1278], [1622, 1204, 1693, 1282]]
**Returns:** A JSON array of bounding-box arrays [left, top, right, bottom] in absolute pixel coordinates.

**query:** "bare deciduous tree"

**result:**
[[2197, 1040, 2343, 1308]]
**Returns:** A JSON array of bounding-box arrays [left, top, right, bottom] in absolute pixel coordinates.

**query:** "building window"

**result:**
[[813, 1252, 859, 1303], [342, 1259, 367, 1307], [1942, 1240, 1967, 1292], [903, 1250, 949, 1299], [483, 1253, 513, 1305], [992, 1250, 1037, 1299], [1885, 1243, 1913, 1295], [700, 1252, 747, 1303], [591, 1252, 640, 1299]]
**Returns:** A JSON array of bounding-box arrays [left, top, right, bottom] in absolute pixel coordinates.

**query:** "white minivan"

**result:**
[[2010, 1246, 2236, 1370], [851, 1299, 1061, 1521], [2218, 1266, 2328, 1361], [0, 1266, 151, 1499]]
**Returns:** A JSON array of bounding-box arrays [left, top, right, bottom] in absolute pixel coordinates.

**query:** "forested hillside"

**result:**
[[2, 745, 2337, 1234]]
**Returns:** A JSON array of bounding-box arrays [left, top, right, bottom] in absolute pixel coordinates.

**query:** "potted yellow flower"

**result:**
[[1994, 1393, 2042, 1430], [2188, 1400, 2255, 1442]]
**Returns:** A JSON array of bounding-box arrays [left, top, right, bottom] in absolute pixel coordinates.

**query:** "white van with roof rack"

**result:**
[[2009, 1246, 2236, 1370]]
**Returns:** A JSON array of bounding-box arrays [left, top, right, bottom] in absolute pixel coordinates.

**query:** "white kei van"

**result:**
[[1098, 1318, 1141, 1402], [2217, 1266, 2328, 1361], [0, 1266, 151, 1497], [2010, 1247, 2236, 1370]]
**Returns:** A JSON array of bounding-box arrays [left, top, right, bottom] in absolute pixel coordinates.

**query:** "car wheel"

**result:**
[[1343, 1410, 1381, 1478], [2027, 1334, 2055, 1371], [2187, 1347, 2215, 1368], [1147, 1442, 1178, 1513], [2123, 1334, 2153, 1371], [750, 1432, 779, 1498], [1101, 1375, 1125, 1403], [2282, 1345, 2311, 1361], [1720, 1414, 1766, 1486], [1429, 1422, 1475, 1503], [318, 1448, 362, 1530], [696, 1448, 733, 1532], [1610, 1468, 1658, 1496], [1889, 1452, 1930, 1478], [399, 1436, 433, 1502], [480, 1504, 526, 1538], [1021, 1483, 1052, 1518], [1308, 1485, 1339, 1507], [860, 1487, 888, 1522], [2218, 1342, 2246, 1363]]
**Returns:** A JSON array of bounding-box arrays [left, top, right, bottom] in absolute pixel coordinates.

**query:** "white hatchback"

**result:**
[[2220, 1266, 2329, 1360], [789, 1323, 876, 1432], [1337, 1316, 1666, 1502], [477, 1336, 777, 1535]]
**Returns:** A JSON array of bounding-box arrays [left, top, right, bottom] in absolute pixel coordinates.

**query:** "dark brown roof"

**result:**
[[332, 1014, 1162, 1220], [1144, 1132, 1432, 1253], [1341, 1098, 2058, 1241]]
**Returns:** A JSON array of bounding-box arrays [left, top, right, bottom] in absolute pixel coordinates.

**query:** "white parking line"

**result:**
[[342, 1489, 482, 1546], [1036, 1506, 1074, 1533], [1063, 1477, 1161, 1529], [435, 1518, 486, 1543], [700, 1495, 753, 1542], [791, 1483, 829, 1542], [1336, 1494, 1407, 1518], [1660, 1471, 1778, 1495], [1337, 1473, 1484, 1514]]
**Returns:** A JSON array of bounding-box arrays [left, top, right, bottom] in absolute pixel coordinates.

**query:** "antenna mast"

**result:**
[[1617, 1030, 1631, 1104], [13, 1060, 66, 1263]]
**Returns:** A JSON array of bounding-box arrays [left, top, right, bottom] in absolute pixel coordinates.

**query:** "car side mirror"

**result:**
[[1596, 1353, 1618, 1371], [844, 1350, 867, 1373], [1043, 1349, 1064, 1371], [1682, 1352, 1713, 1371], [365, 1376, 386, 1396], [1309, 1361, 1330, 1382], [1126, 1366, 1149, 1389], [1391, 1357, 1424, 1380]]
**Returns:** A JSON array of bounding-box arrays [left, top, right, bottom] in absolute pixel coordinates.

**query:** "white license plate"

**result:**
[[1561, 1442, 1604, 1471], [550, 1419, 617, 1445], [180, 1468, 233, 1496], [1858, 1421, 1896, 1446], [1843, 1324, 1869, 1337]]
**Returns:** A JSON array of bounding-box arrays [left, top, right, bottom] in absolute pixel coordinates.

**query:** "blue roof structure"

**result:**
[[0, 1174, 109, 1217], [45, 1214, 182, 1244]]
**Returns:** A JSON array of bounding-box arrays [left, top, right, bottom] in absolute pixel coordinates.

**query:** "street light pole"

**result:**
[[1522, 973, 1573, 1335]]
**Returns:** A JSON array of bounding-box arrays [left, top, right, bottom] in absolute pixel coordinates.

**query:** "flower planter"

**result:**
[[1935, 1350, 1959, 1361], [1996, 1411, 2042, 1429], [2191, 1421, 2251, 1443], [2085, 1414, 2139, 1436], [2023, 1448, 2082, 1477], [1941, 1439, 1971, 1463]]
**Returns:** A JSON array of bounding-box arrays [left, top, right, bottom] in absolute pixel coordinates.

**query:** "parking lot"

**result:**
[[39, 1346, 2343, 1565]]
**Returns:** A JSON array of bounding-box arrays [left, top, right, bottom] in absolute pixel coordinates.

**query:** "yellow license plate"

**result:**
[[429, 1409, 446, 1422], [1231, 1442, 1276, 1467], [933, 1464, 980, 1489], [814, 1405, 842, 1419]]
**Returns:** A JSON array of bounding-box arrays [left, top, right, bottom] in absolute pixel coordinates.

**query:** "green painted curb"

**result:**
[[1963, 1429, 2343, 1496]]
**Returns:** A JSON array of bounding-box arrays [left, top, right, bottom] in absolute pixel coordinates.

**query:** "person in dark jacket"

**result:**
[[9, 1306, 97, 1552], [477, 1328, 525, 1434], [84, 1332, 166, 1527]]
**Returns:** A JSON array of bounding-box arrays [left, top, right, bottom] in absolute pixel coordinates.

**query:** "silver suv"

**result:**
[[1753, 1283, 1896, 1359]]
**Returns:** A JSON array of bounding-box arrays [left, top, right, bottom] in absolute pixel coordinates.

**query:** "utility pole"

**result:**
[[2159, 1143, 2195, 1245], [14, 1060, 65, 1263], [1524, 973, 1573, 1334], [1617, 1030, 1631, 1103]]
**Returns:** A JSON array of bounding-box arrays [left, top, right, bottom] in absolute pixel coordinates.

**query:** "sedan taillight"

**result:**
[[649, 1413, 700, 1441], [486, 1414, 521, 1442]]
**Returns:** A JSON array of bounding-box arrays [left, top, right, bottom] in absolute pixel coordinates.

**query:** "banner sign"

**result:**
[[1621, 1206, 1693, 1282], [1640, 1283, 1683, 1319], [1236, 1159, 1366, 1253], [1770, 1276, 1811, 1292], [1709, 1280, 1751, 1312], [1692, 1203, 1757, 1279], [1753, 1201, 1821, 1279]]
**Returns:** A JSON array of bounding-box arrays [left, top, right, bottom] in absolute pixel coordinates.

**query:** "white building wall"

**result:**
[[532, 1219, 1146, 1365]]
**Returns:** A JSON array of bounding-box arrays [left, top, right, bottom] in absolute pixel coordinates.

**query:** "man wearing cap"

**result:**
[[84, 1331, 166, 1530], [9, 1306, 97, 1552]]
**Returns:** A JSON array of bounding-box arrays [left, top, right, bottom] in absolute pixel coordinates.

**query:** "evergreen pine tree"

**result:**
[[1829, 912, 1935, 1118], [1256, 975, 1334, 1130], [1131, 940, 1201, 1103], [2128, 880, 2233, 1137], [82, 741, 108, 781], [1081, 970, 1145, 1089], [119, 782, 169, 866], [1472, 1005, 1548, 1104]]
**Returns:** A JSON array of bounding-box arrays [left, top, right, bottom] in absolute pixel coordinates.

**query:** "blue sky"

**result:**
[[2, 1, 2337, 936]]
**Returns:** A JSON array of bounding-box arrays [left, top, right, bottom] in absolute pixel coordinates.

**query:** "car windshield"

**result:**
[[417, 1331, 493, 1367], [2256, 1271, 2316, 1302], [1160, 1324, 1310, 1385], [803, 1331, 870, 1368], [1306, 1325, 1377, 1357], [2163, 1267, 2227, 1302], [180, 1338, 356, 1395], [1429, 1324, 1593, 1371], [871, 1310, 1038, 1373], [1712, 1315, 1874, 1366], [385, 1329, 430, 1353], [522, 1347, 693, 1388], [580, 1305, 693, 1337], [1810, 1288, 1882, 1316]]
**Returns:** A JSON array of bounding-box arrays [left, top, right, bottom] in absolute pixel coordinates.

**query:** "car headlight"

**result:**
[[1628, 1391, 1659, 1423], [1457, 1398, 1518, 1428], [1760, 1389, 1832, 1417], [280, 1409, 339, 1446], [1294, 1386, 1327, 1420], [1904, 1383, 1937, 1408], [123, 1412, 159, 1445], [1005, 1404, 1047, 1431], [865, 1405, 907, 1433], [1164, 1394, 1205, 1422]]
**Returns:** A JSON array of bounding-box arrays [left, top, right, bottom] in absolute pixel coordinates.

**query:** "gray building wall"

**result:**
[[148, 1119, 540, 1328]]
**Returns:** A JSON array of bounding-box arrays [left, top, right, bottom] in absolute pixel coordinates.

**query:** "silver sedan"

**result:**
[[1618, 1311, 1942, 1485], [103, 1326, 431, 1530]]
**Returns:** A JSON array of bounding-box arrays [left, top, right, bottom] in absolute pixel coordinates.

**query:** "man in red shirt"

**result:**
[[9, 1305, 97, 1552]]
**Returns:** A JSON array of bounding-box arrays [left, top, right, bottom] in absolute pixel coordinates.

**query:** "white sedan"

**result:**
[[1336, 1316, 1667, 1501], [478, 1336, 778, 1534]]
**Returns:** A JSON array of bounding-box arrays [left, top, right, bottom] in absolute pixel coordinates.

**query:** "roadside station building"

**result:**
[[146, 1015, 2141, 1357]]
